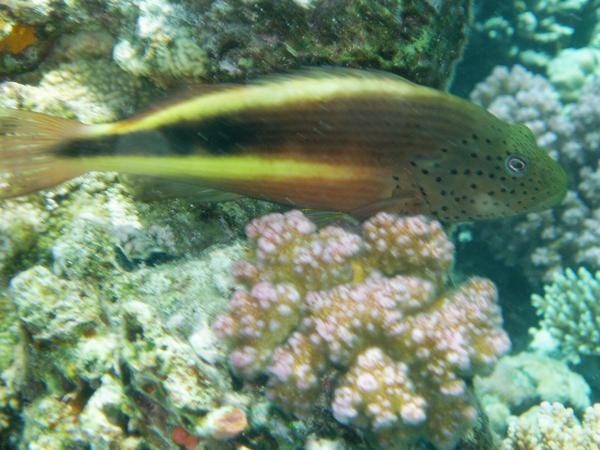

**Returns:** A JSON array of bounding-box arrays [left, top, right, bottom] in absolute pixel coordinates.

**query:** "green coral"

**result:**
[[532, 267, 600, 363]]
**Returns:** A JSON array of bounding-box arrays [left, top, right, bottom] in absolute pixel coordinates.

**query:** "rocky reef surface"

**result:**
[[0, 172, 275, 449], [0, 0, 472, 88]]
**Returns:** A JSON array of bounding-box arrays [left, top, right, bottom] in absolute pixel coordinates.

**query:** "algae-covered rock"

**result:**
[[114, 242, 245, 336], [11, 266, 102, 343], [112, 0, 472, 88], [0, 293, 17, 373], [120, 300, 226, 415], [2, 0, 472, 88], [0, 168, 255, 448], [0, 198, 47, 282], [2, 245, 241, 448]]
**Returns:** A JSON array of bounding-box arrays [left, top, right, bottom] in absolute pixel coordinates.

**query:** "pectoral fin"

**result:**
[[350, 192, 426, 218], [129, 176, 243, 203]]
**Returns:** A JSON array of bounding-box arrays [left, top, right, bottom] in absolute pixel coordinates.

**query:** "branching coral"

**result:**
[[501, 401, 600, 450], [214, 210, 510, 450], [468, 0, 599, 70], [531, 267, 600, 363]]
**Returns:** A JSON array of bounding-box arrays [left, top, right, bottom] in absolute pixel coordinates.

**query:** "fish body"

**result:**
[[0, 69, 567, 221]]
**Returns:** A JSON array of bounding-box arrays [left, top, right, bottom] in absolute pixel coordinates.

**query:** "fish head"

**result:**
[[409, 121, 568, 222], [503, 123, 568, 213]]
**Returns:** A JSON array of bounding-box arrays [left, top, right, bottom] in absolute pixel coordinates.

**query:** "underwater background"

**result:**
[[0, 0, 599, 449]]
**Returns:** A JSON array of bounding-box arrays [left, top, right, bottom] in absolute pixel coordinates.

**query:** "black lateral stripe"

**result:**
[[59, 93, 476, 159]]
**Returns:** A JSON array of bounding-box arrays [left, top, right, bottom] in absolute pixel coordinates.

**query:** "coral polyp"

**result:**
[[214, 210, 510, 449]]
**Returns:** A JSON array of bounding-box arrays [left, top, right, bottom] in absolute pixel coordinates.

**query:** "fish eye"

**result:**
[[504, 154, 528, 176]]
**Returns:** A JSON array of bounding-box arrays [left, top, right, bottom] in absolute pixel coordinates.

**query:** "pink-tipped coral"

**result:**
[[214, 210, 510, 449]]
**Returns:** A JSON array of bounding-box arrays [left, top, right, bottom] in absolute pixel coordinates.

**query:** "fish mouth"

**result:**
[[532, 166, 569, 212]]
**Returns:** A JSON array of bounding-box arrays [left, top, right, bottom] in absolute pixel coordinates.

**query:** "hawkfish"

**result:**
[[0, 68, 567, 221]]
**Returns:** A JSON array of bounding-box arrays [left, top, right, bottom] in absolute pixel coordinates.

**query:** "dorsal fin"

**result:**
[[248, 66, 420, 87], [133, 83, 243, 120]]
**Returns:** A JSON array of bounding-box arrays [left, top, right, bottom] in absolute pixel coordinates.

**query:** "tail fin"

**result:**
[[0, 108, 92, 198]]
